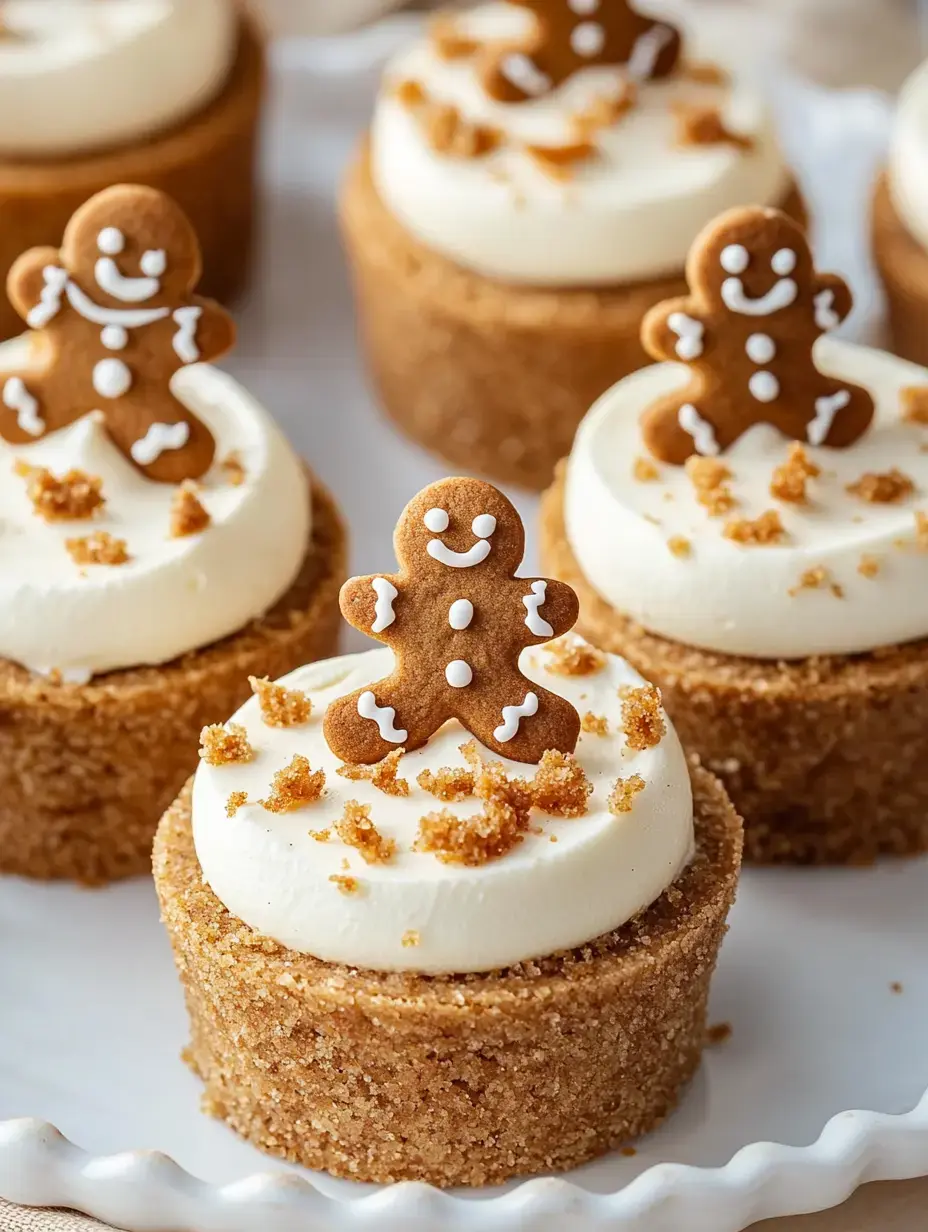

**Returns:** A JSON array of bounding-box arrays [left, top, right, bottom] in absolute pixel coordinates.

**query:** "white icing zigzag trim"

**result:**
[[130, 421, 191, 467], [808, 389, 851, 446], [2, 377, 43, 437], [172, 306, 203, 364], [494, 691, 539, 743], [678, 404, 720, 456], [26, 265, 69, 329], [523, 581, 554, 637], [357, 690, 407, 743], [370, 578, 398, 634]]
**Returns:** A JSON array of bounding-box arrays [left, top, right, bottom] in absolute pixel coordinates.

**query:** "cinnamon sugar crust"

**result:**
[[0, 473, 346, 884], [153, 764, 741, 1187], [542, 467, 928, 864]]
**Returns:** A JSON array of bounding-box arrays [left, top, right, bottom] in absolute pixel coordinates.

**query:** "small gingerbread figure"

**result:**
[[639, 207, 875, 465], [0, 184, 235, 483], [482, 0, 681, 104], [324, 478, 581, 765]]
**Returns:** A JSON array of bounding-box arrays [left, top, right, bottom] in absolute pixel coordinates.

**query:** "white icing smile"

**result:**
[[721, 276, 798, 317], [64, 279, 170, 330], [426, 510, 498, 569], [94, 255, 163, 304]]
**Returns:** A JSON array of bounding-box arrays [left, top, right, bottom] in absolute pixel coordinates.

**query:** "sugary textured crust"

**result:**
[[0, 474, 346, 885], [873, 172, 928, 368], [0, 16, 265, 342], [154, 765, 741, 1187], [541, 467, 928, 865], [339, 142, 805, 490]]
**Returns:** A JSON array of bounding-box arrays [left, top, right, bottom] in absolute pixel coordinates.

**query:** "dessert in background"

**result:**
[[543, 203, 928, 864], [155, 476, 742, 1186], [0, 184, 346, 884], [0, 0, 264, 341], [341, 0, 798, 489]]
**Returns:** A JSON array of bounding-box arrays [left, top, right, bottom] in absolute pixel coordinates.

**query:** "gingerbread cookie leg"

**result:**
[[105, 389, 217, 484], [460, 673, 581, 764], [803, 381, 874, 449], [640, 394, 722, 465], [324, 675, 446, 764]]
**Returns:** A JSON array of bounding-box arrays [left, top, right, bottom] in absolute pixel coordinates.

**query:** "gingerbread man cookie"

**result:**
[[324, 478, 581, 765], [483, 0, 681, 104], [640, 207, 874, 465], [0, 184, 235, 483]]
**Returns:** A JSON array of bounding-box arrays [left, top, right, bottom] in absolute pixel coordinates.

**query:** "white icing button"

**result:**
[[745, 333, 776, 365], [449, 599, 474, 630], [92, 357, 132, 399], [748, 371, 780, 403], [101, 325, 128, 351], [571, 21, 606, 57], [472, 514, 497, 538], [140, 249, 167, 278], [771, 248, 797, 276], [424, 507, 449, 533], [720, 244, 750, 275], [445, 660, 473, 688], [97, 227, 125, 256]]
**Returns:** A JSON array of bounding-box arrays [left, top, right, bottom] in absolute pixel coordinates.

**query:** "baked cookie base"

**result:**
[[0, 475, 346, 886], [873, 172, 928, 367], [541, 468, 928, 866], [0, 16, 265, 342], [340, 146, 804, 490], [154, 764, 740, 1188]]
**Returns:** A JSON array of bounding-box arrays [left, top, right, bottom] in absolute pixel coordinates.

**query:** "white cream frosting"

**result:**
[[371, 3, 790, 286], [192, 639, 695, 975], [889, 58, 928, 254], [564, 337, 928, 661], [0, 0, 238, 157], [0, 337, 310, 679]]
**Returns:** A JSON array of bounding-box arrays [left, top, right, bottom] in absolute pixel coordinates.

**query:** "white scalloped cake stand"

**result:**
[[1, 22, 926, 1232]]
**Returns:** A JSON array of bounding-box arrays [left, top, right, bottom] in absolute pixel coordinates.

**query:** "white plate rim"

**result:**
[[2, 1093, 928, 1232]]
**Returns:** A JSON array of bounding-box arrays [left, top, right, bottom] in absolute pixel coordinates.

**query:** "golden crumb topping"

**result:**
[[621, 685, 666, 752], [581, 711, 609, 736], [916, 511, 928, 549], [17, 463, 104, 521], [329, 874, 359, 895], [416, 764, 475, 801], [770, 443, 820, 504], [673, 102, 754, 150], [429, 12, 479, 59], [723, 509, 786, 545], [901, 386, 928, 425], [225, 791, 248, 817], [401, 929, 421, 948], [249, 675, 312, 727], [65, 530, 128, 566], [682, 61, 730, 85], [707, 1022, 733, 1046], [199, 723, 254, 766], [169, 481, 210, 538], [608, 774, 646, 815], [857, 554, 880, 579], [788, 566, 844, 599], [545, 636, 606, 677], [394, 77, 427, 107], [531, 750, 592, 818], [335, 800, 396, 865], [846, 468, 915, 504], [572, 84, 637, 139], [525, 141, 597, 181], [667, 535, 692, 558], [338, 748, 410, 797], [633, 455, 660, 482], [259, 755, 325, 813], [221, 451, 246, 486], [685, 456, 735, 516]]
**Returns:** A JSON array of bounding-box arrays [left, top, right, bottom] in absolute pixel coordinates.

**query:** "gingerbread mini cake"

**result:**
[[341, 0, 799, 489], [543, 203, 928, 865], [0, 184, 345, 884], [0, 0, 263, 341], [154, 476, 742, 1187], [874, 59, 928, 366]]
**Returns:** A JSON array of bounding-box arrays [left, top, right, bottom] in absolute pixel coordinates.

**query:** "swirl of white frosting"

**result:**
[[564, 338, 928, 661], [371, 3, 790, 286], [192, 639, 695, 975], [0, 0, 238, 157], [0, 337, 310, 680], [889, 59, 928, 254]]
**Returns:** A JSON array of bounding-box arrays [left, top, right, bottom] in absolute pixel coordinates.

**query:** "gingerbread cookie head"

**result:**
[[325, 477, 581, 765], [639, 206, 875, 464], [1, 183, 235, 483], [483, 0, 682, 104]]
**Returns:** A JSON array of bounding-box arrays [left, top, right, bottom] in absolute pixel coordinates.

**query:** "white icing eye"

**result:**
[[97, 227, 125, 256], [571, 21, 606, 57], [745, 333, 776, 364], [472, 514, 497, 538], [424, 507, 449, 533], [569, 0, 600, 13], [140, 249, 166, 278], [771, 248, 797, 276], [720, 244, 750, 275]]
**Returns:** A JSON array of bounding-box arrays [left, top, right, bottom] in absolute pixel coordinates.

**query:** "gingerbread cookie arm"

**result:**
[[6, 248, 64, 325], [641, 298, 705, 366], [339, 574, 405, 643], [813, 273, 853, 333], [519, 577, 579, 645], [175, 297, 236, 367]]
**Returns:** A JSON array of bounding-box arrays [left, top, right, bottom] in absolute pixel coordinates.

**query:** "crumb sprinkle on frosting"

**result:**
[[17, 462, 104, 521], [169, 481, 211, 538], [531, 750, 592, 818], [788, 566, 844, 599], [199, 723, 254, 766], [338, 748, 410, 797], [335, 801, 396, 865], [225, 790, 248, 817], [723, 509, 786, 546], [770, 443, 820, 504], [260, 755, 325, 813], [416, 763, 475, 801], [673, 102, 755, 150], [581, 712, 609, 736], [621, 685, 666, 752], [249, 675, 312, 727], [65, 530, 129, 567], [901, 386, 928, 425], [545, 636, 606, 677], [608, 774, 646, 815], [846, 468, 915, 504], [329, 874, 360, 895]]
